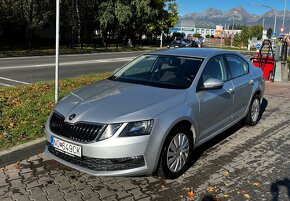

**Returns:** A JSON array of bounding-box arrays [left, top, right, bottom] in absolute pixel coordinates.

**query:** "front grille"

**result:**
[[47, 142, 145, 171], [49, 111, 104, 142]]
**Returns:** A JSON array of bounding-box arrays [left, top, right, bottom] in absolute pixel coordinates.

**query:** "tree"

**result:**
[[193, 33, 201, 38], [267, 27, 273, 39], [250, 25, 263, 40], [239, 26, 250, 47], [19, 0, 52, 49]]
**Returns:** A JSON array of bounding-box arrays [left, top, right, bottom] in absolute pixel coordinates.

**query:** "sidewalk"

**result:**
[[0, 81, 289, 201]]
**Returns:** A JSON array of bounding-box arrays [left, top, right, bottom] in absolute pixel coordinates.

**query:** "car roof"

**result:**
[[148, 48, 238, 59]]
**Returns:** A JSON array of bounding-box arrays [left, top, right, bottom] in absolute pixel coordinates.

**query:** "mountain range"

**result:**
[[180, 6, 290, 32]]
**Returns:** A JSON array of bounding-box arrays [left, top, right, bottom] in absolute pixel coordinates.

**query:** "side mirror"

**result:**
[[200, 78, 224, 90]]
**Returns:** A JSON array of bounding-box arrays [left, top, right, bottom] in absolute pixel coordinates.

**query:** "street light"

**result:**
[[55, 0, 60, 103], [282, 0, 287, 33], [248, 2, 277, 36]]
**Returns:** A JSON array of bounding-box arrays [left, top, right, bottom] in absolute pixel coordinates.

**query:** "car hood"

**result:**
[[54, 79, 187, 124]]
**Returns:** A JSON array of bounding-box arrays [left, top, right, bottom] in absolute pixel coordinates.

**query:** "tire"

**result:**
[[245, 95, 261, 126], [158, 126, 193, 179]]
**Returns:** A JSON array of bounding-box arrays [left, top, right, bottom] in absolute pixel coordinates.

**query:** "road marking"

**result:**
[[0, 82, 12, 87], [0, 77, 29, 84], [0, 57, 135, 70], [0, 51, 146, 61]]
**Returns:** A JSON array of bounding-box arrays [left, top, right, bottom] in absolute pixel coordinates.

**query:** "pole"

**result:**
[[282, 0, 287, 32], [160, 16, 163, 48], [273, 9, 277, 36], [231, 16, 235, 47], [55, 0, 60, 103], [248, 2, 277, 36]]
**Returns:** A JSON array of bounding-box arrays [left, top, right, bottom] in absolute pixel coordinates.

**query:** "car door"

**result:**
[[196, 55, 234, 141], [225, 54, 253, 121]]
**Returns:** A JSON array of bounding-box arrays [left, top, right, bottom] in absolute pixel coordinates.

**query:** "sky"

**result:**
[[176, 0, 290, 16]]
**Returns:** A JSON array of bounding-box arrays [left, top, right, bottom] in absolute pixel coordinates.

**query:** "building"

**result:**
[[169, 19, 241, 38]]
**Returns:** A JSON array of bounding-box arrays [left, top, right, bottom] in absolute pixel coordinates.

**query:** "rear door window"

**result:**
[[226, 55, 249, 79]]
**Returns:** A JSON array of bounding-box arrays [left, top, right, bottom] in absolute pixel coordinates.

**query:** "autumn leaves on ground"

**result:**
[[0, 73, 111, 151]]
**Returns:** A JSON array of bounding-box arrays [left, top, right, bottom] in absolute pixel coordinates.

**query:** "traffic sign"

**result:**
[[272, 32, 276, 36], [279, 33, 283, 38], [256, 43, 261, 49]]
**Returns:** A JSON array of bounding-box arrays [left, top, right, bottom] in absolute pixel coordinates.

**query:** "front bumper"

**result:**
[[45, 124, 154, 176]]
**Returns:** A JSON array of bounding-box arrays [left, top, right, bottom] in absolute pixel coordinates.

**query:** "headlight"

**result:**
[[119, 120, 154, 137], [98, 123, 122, 141]]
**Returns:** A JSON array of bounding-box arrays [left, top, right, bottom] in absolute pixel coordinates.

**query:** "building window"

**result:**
[[196, 29, 200, 33]]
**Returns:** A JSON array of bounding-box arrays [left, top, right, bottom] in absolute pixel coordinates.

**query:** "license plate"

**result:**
[[50, 136, 82, 157]]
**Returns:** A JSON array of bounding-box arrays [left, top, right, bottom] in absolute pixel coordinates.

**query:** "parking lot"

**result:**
[[1, 81, 290, 201]]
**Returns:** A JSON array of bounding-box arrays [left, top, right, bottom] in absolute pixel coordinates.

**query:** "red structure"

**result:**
[[250, 40, 275, 81]]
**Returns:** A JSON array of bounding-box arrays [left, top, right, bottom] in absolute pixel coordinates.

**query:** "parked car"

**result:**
[[183, 39, 198, 48], [45, 48, 265, 179], [167, 40, 187, 48]]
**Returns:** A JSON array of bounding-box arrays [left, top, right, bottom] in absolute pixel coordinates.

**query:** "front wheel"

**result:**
[[158, 126, 193, 179], [245, 95, 261, 126]]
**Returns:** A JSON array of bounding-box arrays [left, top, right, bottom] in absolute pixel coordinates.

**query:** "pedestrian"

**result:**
[[128, 38, 132, 47]]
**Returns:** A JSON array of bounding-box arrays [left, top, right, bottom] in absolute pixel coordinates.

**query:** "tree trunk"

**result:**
[[25, 0, 34, 49], [70, 0, 75, 48], [75, 0, 81, 48]]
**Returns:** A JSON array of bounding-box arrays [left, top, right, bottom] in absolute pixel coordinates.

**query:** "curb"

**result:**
[[0, 137, 46, 167]]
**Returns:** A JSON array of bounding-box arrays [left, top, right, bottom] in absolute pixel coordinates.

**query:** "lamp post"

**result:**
[[282, 0, 287, 32], [160, 15, 164, 48], [248, 2, 277, 36], [55, 0, 60, 103]]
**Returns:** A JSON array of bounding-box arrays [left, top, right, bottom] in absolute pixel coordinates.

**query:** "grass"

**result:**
[[0, 46, 157, 58], [0, 72, 111, 151]]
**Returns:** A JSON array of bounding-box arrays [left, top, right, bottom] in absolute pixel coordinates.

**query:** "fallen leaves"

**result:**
[[243, 193, 251, 199], [187, 190, 196, 199], [212, 195, 221, 201], [224, 193, 230, 198], [223, 171, 230, 176], [207, 186, 218, 193], [9, 122, 14, 129], [15, 161, 21, 169], [0, 133, 5, 139], [253, 181, 261, 187]]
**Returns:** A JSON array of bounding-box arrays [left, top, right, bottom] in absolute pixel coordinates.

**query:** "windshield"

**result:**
[[108, 55, 203, 89]]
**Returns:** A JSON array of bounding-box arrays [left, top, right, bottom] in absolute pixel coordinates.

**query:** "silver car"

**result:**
[[45, 48, 264, 179]]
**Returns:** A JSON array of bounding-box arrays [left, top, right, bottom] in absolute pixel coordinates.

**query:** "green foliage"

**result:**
[[1, 0, 176, 49], [193, 33, 201, 38], [224, 36, 231, 46], [0, 73, 111, 151], [250, 25, 263, 40], [233, 25, 263, 47]]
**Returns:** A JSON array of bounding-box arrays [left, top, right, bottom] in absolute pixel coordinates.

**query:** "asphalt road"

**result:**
[[0, 51, 147, 87], [0, 50, 255, 87]]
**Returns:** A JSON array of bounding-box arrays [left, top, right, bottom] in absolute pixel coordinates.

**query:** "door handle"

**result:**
[[248, 80, 254, 85], [227, 88, 234, 94]]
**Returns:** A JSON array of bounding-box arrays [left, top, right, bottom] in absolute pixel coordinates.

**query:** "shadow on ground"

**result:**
[[271, 178, 290, 201], [188, 98, 268, 169]]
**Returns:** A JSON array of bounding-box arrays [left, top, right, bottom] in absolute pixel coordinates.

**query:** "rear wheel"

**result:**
[[245, 95, 261, 126], [158, 126, 193, 179]]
